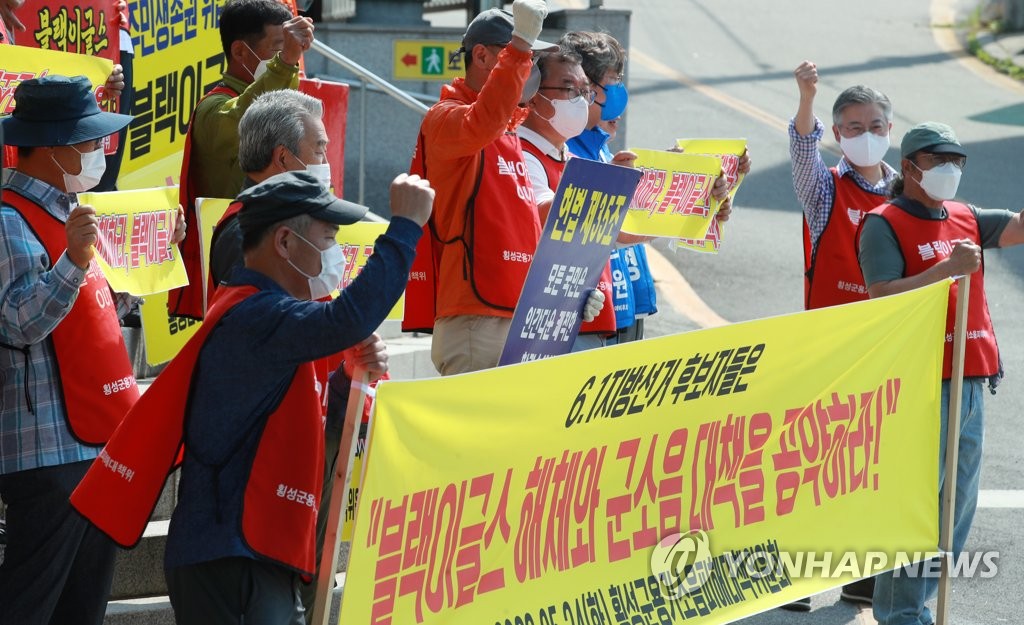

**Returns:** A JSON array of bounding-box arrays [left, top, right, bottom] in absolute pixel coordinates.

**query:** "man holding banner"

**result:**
[[858, 122, 1024, 625], [173, 0, 315, 320], [71, 170, 433, 624], [0, 75, 177, 625], [518, 44, 618, 350]]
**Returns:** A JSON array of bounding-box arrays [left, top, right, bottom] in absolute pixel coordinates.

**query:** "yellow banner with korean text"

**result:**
[[623, 149, 722, 240], [79, 188, 187, 296], [672, 139, 747, 254], [117, 0, 228, 189], [1, 45, 112, 114], [341, 281, 949, 625]]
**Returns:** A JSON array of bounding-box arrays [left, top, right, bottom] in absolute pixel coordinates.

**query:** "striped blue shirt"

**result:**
[[789, 117, 897, 257], [0, 170, 98, 474]]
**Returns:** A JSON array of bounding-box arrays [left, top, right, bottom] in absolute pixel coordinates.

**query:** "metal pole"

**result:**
[[359, 80, 367, 206], [311, 39, 428, 116]]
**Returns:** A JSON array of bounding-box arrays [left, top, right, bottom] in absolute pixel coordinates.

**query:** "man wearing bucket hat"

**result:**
[[0, 75, 181, 625], [404, 0, 606, 375], [857, 122, 1024, 625]]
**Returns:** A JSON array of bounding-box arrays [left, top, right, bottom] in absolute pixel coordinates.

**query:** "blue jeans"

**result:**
[[873, 378, 985, 625]]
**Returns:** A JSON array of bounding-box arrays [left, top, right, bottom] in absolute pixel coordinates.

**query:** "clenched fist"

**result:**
[[389, 173, 435, 227], [66, 204, 99, 269]]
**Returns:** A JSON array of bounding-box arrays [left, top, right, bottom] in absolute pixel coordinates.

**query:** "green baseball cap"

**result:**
[[900, 121, 967, 158]]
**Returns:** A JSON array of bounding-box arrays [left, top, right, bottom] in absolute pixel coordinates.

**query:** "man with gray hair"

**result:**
[[785, 61, 895, 611], [210, 88, 330, 288], [791, 60, 896, 317]]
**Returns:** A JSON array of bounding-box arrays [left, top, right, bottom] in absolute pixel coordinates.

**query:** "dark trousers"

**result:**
[[167, 557, 305, 625], [0, 460, 118, 625]]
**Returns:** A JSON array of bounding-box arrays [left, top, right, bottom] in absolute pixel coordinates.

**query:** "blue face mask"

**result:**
[[597, 82, 628, 121]]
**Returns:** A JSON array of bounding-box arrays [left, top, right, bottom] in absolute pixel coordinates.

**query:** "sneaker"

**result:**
[[780, 597, 811, 612], [840, 577, 874, 605]]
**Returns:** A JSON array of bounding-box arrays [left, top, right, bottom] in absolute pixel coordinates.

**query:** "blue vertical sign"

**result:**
[[499, 158, 641, 365]]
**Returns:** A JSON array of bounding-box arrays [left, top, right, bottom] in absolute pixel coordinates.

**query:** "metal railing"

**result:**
[[309, 39, 430, 205]]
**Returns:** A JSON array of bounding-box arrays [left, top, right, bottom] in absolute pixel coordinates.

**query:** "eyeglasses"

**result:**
[[538, 86, 596, 104], [915, 152, 967, 170]]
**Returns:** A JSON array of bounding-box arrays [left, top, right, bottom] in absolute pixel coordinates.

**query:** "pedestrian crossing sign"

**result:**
[[393, 39, 464, 81]]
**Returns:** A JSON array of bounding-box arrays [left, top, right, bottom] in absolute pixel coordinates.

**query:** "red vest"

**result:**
[[804, 170, 886, 309], [868, 201, 1000, 379], [168, 84, 240, 321], [72, 286, 325, 575], [520, 139, 616, 336], [402, 131, 541, 329], [402, 132, 439, 333], [3, 191, 138, 445]]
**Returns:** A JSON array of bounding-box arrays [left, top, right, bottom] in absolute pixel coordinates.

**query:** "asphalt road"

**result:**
[[553, 0, 1024, 622]]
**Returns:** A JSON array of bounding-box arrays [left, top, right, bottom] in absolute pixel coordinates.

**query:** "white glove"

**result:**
[[582, 288, 606, 323], [511, 0, 547, 47]]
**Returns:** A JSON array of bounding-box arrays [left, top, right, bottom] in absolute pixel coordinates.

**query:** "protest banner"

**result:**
[[672, 139, 747, 254], [499, 158, 640, 365], [18, 0, 120, 61], [15, 0, 121, 155], [1, 45, 112, 114], [79, 187, 186, 296], [623, 149, 721, 240], [340, 280, 950, 625], [116, 0, 226, 189]]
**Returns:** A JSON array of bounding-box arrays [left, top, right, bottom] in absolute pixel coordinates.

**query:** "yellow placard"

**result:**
[[393, 40, 464, 81], [117, 0, 227, 189], [140, 289, 202, 366], [673, 139, 748, 254], [341, 281, 950, 625], [1, 45, 112, 114], [78, 188, 187, 296], [337, 222, 403, 321], [624, 149, 722, 239]]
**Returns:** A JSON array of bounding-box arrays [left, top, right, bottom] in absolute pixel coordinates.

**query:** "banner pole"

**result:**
[[311, 369, 369, 625], [936, 275, 970, 625]]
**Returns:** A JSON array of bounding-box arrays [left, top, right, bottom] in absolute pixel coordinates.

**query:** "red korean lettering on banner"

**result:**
[[773, 378, 898, 516]]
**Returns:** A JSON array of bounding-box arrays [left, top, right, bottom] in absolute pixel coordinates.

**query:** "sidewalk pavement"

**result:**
[[974, 29, 1024, 69]]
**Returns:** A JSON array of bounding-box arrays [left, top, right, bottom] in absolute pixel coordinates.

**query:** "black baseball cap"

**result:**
[[460, 9, 558, 53], [237, 170, 368, 236]]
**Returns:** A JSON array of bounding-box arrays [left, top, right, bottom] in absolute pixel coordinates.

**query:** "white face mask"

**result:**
[[292, 152, 332, 190], [288, 230, 347, 300], [913, 161, 962, 201], [243, 42, 271, 82], [537, 93, 591, 140], [52, 145, 106, 193], [840, 132, 890, 167]]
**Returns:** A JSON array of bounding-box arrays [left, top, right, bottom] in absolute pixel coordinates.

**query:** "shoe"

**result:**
[[780, 597, 811, 612], [840, 577, 874, 605]]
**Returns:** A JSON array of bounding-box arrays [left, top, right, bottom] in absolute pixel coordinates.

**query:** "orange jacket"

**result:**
[[419, 45, 536, 319]]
